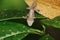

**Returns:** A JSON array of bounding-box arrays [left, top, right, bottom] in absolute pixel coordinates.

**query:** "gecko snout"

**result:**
[[27, 19, 34, 26]]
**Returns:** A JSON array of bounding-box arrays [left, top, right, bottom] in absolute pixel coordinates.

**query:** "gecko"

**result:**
[[26, 0, 37, 26]]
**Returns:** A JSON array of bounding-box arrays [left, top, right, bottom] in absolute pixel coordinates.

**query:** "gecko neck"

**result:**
[[28, 9, 35, 18]]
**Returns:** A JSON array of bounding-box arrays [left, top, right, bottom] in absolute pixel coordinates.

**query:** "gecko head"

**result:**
[[27, 19, 34, 26]]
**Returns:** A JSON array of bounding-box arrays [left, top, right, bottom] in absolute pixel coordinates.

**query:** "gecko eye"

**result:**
[[37, 9, 40, 12], [35, 9, 40, 13]]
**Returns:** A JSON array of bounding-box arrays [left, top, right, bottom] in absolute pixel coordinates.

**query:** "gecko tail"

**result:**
[[27, 19, 34, 26]]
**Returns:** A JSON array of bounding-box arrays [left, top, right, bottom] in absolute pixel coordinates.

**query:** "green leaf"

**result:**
[[0, 21, 43, 40], [41, 19, 60, 28], [40, 34, 54, 40], [53, 16, 60, 21], [4, 33, 28, 40], [0, 9, 27, 21]]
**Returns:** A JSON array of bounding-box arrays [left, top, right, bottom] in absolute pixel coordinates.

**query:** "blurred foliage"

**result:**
[[39, 34, 54, 40], [41, 16, 60, 28], [0, 0, 27, 10]]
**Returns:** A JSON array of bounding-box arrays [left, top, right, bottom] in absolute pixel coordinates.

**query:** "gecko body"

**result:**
[[27, 0, 37, 26]]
